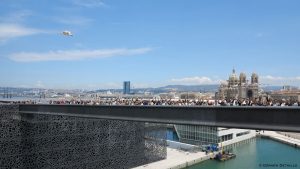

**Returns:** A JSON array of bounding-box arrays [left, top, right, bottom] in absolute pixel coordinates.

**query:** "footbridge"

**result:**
[[19, 104, 300, 132]]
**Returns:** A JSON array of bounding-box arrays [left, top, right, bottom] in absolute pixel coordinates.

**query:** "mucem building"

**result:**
[[0, 104, 167, 169]]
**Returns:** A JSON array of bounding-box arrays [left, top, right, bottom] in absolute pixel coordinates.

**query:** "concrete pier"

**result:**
[[133, 147, 213, 169], [259, 131, 300, 149]]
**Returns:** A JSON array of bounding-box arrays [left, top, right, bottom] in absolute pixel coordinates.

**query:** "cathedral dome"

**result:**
[[229, 69, 238, 81]]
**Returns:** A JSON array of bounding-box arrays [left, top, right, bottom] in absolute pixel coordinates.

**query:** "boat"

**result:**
[[215, 152, 236, 162]]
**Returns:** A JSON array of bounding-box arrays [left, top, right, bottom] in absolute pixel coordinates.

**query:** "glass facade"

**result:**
[[219, 134, 233, 142], [175, 125, 219, 146], [176, 125, 254, 148], [123, 81, 131, 94], [236, 131, 250, 137]]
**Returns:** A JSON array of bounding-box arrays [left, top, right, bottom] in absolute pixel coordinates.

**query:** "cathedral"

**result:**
[[217, 69, 259, 100]]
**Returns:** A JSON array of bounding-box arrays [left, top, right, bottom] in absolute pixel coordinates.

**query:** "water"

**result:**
[[187, 138, 300, 169]]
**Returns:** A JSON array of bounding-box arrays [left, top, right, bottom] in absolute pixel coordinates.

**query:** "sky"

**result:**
[[1, 0, 300, 89]]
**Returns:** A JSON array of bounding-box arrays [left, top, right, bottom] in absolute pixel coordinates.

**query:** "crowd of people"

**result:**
[[47, 98, 300, 106], [3, 98, 300, 107]]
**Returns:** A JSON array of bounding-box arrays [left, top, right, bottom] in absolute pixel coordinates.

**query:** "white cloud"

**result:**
[[260, 75, 300, 86], [0, 24, 43, 42], [170, 76, 220, 85], [0, 10, 47, 43], [87, 82, 121, 89], [169, 75, 300, 86], [9, 47, 153, 62], [35, 81, 45, 88], [260, 75, 284, 81], [73, 0, 106, 8]]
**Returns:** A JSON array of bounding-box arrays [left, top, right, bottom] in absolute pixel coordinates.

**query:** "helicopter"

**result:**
[[62, 30, 73, 36]]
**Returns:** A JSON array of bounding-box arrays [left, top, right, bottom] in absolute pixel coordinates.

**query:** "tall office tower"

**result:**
[[123, 81, 131, 94]]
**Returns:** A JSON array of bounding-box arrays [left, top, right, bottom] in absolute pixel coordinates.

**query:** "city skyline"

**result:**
[[1, 0, 300, 89]]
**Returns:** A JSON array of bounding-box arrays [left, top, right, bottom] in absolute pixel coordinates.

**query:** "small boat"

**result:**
[[215, 152, 236, 162]]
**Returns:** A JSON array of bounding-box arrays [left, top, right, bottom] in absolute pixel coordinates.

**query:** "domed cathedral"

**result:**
[[217, 69, 259, 100]]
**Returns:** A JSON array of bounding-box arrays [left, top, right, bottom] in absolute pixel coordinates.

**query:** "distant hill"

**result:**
[[127, 84, 219, 94], [157, 85, 219, 92], [261, 86, 283, 92]]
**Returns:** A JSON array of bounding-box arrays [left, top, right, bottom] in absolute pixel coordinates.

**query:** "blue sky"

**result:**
[[1, 0, 300, 89]]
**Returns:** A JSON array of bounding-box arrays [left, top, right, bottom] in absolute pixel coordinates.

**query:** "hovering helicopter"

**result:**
[[62, 31, 73, 36]]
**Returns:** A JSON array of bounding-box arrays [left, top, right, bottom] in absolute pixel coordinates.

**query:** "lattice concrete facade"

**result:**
[[0, 104, 166, 169]]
